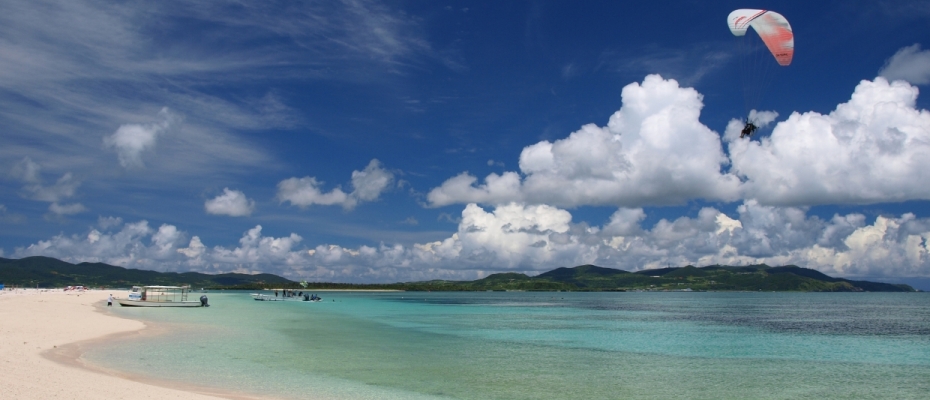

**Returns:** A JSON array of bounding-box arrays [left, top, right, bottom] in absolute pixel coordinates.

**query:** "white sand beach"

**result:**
[[0, 289, 259, 400]]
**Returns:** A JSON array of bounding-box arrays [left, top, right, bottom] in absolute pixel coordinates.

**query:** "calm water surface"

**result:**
[[88, 292, 930, 399]]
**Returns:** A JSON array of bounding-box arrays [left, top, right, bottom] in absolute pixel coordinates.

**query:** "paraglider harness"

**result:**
[[740, 119, 758, 138]]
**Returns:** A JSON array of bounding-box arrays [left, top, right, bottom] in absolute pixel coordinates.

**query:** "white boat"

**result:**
[[250, 293, 286, 301], [117, 285, 207, 307]]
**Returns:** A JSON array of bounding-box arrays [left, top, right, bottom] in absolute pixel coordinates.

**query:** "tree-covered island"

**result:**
[[0, 256, 915, 292]]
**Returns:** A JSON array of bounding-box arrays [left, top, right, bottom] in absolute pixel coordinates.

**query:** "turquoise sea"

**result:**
[[89, 291, 930, 399]]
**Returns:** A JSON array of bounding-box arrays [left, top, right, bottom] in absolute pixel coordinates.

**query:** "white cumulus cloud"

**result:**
[[277, 159, 394, 210], [177, 236, 206, 260], [103, 108, 177, 168], [350, 159, 395, 202], [205, 188, 255, 217], [290, 202, 930, 281], [17, 220, 161, 269], [277, 177, 350, 208], [427, 75, 741, 208], [432, 74, 930, 209], [879, 44, 930, 85], [211, 225, 304, 266], [12, 203, 930, 283], [10, 66, 930, 285], [730, 77, 930, 205]]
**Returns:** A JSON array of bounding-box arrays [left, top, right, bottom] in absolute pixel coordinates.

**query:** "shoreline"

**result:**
[[259, 288, 403, 292], [0, 289, 269, 400]]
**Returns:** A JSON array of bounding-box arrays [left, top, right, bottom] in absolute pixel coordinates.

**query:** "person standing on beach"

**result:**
[[107, 294, 113, 306]]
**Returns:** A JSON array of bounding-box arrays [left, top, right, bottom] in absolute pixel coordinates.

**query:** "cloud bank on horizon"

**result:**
[[12, 70, 930, 282]]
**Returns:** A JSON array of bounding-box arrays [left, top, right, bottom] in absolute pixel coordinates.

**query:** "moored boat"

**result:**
[[117, 285, 208, 307], [250, 293, 286, 301]]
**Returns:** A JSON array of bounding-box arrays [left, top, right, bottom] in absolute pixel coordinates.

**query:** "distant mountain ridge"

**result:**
[[0, 256, 916, 292], [393, 263, 914, 292], [0, 256, 292, 289], [517, 264, 914, 292]]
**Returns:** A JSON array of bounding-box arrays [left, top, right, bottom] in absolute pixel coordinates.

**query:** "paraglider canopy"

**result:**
[[728, 9, 794, 66], [728, 9, 794, 139]]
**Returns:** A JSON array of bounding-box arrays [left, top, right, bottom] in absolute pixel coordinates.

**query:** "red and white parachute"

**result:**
[[728, 9, 794, 66], [727, 9, 794, 131]]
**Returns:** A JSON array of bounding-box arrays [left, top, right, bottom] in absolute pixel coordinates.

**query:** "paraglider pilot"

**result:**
[[740, 121, 757, 138]]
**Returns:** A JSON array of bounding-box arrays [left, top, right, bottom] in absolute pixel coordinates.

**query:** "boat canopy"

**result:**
[[136, 285, 192, 302]]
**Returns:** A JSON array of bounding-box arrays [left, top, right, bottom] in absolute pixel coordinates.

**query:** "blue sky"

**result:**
[[2, 0, 930, 287]]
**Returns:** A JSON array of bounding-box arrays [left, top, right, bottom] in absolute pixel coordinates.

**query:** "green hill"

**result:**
[[0, 257, 916, 292], [0, 256, 293, 289], [451, 263, 913, 292]]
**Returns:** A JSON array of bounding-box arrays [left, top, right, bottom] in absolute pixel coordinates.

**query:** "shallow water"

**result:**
[[88, 291, 930, 399]]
